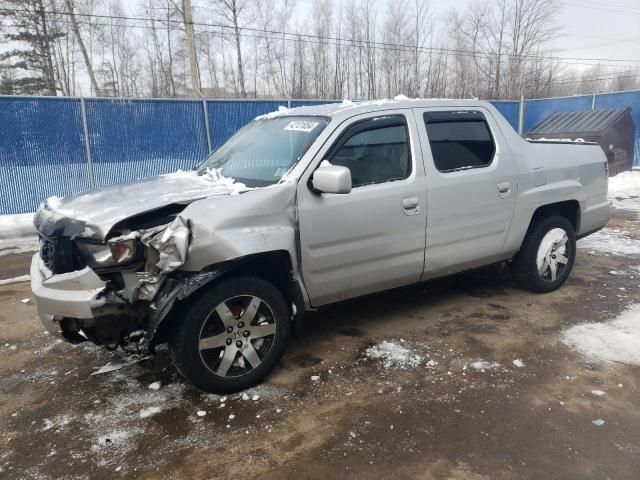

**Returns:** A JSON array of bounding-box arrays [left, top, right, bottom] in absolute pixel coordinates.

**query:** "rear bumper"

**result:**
[[579, 199, 611, 237], [30, 253, 107, 336]]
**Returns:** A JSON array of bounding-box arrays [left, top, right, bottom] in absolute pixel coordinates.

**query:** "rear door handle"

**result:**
[[402, 196, 420, 215], [497, 181, 512, 198]]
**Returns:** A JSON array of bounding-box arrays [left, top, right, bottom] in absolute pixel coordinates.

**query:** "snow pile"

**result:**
[[578, 228, 640, 256], [608, 170, 640, 215], [162, 168, 247, 197], [365, 341, 423, 369], [254, 105, 289, 120], [562, 303, 640, 365], [0, 212, 36, 239]]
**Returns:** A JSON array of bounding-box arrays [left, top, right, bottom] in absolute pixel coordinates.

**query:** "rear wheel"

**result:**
[[511, 215, 576, 293], [170, 276, 291, 393]]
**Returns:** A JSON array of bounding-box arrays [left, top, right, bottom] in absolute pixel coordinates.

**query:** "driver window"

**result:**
[[329, 116, 411, 187]]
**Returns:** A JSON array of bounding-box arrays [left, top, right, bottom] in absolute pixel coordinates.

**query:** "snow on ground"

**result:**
[[0, 212, 35, 239], [608, 170, 640, 216], [365, 340, 423, 369], [562, 303, 640, 366], [578, 227, 640, 256], [0, 275, 30, 285]]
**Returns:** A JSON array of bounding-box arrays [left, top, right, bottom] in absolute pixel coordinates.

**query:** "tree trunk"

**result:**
[[64, 0, 101, 96], [182, 0, 201, 97]]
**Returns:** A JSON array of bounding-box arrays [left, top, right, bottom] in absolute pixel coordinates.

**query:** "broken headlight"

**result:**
[[76, 238, 138, 269]]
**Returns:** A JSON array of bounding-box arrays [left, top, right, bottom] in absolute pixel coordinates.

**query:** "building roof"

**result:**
[[527, 107, 631, 136]]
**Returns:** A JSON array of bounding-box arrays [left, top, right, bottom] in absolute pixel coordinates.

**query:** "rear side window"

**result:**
[[423, 111, 495, 172], [329, 115, 411, 187]]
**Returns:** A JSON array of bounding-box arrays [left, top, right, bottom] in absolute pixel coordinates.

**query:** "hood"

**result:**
[[34, 170, 248, 240]]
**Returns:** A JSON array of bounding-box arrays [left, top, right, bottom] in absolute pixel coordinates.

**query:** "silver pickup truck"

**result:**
[[30, 99, 610, 393]]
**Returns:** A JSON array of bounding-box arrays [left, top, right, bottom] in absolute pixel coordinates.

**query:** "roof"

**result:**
[[527, 107, 631, 136], [257, 98, 497, 123]]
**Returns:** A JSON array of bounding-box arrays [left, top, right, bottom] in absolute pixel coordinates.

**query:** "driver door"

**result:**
[[296, 111, 427, 306]]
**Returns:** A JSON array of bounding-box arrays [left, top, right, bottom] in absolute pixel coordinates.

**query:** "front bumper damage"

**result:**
[[30, 253, 107, 337], [30, 216, 193, 346]]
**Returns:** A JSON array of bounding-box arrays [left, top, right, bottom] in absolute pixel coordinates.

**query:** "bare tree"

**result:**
[[214, 0, 248, 97]]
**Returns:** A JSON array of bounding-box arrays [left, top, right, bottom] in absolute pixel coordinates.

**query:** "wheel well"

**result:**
[[530, 200, 580, 232], [213, 251, 305, 323], [150, 251, 303, 349]]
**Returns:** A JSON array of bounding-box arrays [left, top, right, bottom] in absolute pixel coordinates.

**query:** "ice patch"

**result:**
[[563, 303, 640, 365], [512, 359, 525, 368], [365, 341, 423, 369]]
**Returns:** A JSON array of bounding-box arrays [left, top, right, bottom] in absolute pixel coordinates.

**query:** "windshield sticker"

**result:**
[[284, 121, 319, 132]]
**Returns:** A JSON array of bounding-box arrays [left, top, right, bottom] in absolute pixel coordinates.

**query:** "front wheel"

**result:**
[[510, 215, 576, 293], [170, 276, 291, 393]]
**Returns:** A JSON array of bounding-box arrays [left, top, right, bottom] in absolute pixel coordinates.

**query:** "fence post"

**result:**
[[518, 95, 525, 136], [591, 93, 596, 110], [80, 97, 96, 189], [202, 98, 213, 154], [287, 99, 291, 109]]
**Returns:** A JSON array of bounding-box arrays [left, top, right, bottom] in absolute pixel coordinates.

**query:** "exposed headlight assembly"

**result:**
[[108, 238, 137, 264], [76, 237, 138, 268]]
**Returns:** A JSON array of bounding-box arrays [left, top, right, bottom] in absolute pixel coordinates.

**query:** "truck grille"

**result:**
[[39, 235, 83, 274]]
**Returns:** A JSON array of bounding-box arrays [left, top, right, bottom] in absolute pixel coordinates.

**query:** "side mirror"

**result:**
[[312, 164, 352, 194]]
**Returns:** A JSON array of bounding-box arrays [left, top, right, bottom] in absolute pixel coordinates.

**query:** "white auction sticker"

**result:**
[[284, 121, 319, 132]]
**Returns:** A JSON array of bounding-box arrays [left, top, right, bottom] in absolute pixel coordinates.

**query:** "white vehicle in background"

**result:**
[[30, 99, 610, 393]]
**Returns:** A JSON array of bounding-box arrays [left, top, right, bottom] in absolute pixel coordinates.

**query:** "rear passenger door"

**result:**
[[414, 108, 517, 278]]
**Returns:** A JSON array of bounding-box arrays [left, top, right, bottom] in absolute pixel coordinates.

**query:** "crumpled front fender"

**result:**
[[146, 261, 242, 350]]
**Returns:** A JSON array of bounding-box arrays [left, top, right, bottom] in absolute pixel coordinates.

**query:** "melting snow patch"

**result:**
[[563, 304, 640, 365], [470, 360, 501, 371], [196, 410, 207, 417], [591, 390, 606, 397], [512, 359, 525, 368], [365, 341, 423, 369], [310, 375, 321, 381], [0, 275, 30, 286], [578, 228, 640, 256], [139, 406, 162, 419], [148, 381, 161, 391], [592, 419, 606, 427]]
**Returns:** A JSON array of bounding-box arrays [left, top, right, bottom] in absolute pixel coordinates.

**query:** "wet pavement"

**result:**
[[1, 207, 640, 479]]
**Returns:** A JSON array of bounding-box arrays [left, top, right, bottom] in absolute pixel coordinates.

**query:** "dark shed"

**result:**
[[526, 107, 636, 176]]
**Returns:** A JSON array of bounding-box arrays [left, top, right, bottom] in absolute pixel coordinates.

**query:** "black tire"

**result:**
[[510, 215, 576, 293], [170, 276, 291, 393]]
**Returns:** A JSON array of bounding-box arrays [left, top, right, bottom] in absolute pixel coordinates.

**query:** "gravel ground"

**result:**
[[1, 207, 640, 479]]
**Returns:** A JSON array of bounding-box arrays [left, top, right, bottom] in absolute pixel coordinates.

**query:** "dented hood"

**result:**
[[34, 171, 248, 239]]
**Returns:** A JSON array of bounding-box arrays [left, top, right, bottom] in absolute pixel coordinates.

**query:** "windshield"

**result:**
[[198, 116, 330, 187]]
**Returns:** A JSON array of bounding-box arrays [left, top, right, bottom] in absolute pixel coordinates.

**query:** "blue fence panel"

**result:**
[[489, 101, 519, 130], [595, 90, 640, 166], [0, 97, 90, 214], [207, 100, 284, 149], [523, 95, 593, 133], [85, 99, 209, 187]]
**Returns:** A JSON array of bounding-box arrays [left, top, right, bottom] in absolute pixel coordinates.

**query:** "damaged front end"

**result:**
[[32, 208, 193, 352]]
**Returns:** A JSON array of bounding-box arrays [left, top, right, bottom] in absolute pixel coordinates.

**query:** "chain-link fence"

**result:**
[[1, 92, 638, 214]]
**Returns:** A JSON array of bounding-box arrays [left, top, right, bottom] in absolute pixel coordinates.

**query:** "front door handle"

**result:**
[[497, 181, 512, 198], [402, 196, 420, 215]]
